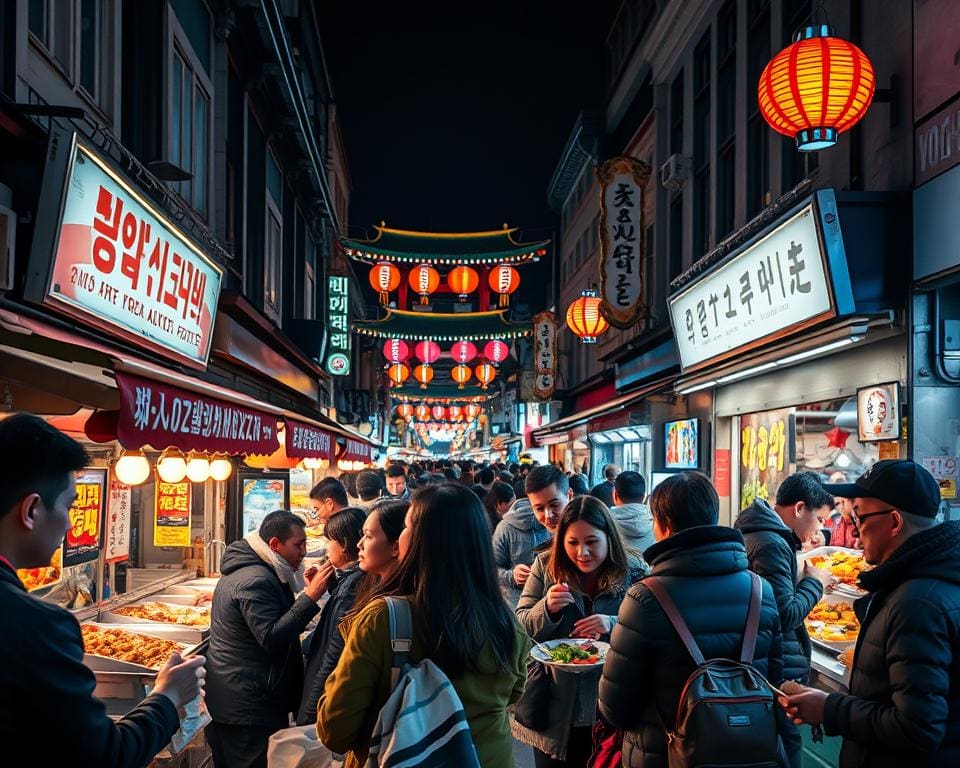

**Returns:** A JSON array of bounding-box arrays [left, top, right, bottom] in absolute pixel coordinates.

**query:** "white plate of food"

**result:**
[[799, 547, 870, 596], [529, 638, 610, 672]]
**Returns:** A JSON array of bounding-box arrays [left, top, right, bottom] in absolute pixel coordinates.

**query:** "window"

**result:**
[[693, 30, 712, 258], [264, 151, 283, 323], [747, 0, 771, 218], [171, 47, 210, 217], [716, 2, 736, 240], [304, 232, 316, 321], [670, 70, 684, 156]]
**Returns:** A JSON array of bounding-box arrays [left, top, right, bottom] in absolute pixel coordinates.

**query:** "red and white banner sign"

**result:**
[[105, 477, 132, 564], [533, 311, 558, 401], [116, 371, 279, 455], [285, 419, 335, 460], [340, 438, 372, 463]]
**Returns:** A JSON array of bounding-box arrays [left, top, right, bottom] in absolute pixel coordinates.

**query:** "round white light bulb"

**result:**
[[209, 455, 233, 482], [157, 451, 188, 483], [186, 454, 211, 483], [115, 451, 151, 486]]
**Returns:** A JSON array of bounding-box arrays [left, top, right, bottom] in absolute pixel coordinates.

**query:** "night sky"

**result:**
[[321, 2, 617, 307]]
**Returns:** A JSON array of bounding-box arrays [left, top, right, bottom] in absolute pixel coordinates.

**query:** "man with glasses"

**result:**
[[781, 460, 960, 768]]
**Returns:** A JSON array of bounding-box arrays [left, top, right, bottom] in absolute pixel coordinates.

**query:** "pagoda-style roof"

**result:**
[[389, 386, 497, 402], [341, 226, 549, 266], [353, 308, 531, 341]]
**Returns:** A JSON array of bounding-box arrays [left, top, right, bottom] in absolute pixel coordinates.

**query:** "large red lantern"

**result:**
[[369, 261, 400, 305], [431, 405, 447, 421], [382, 338, 409, 363], [483, 340, 510, 365], [387, 363, 410, 386], [451, 364, 472, 389], [448, 266, 479, 299], [450, 339, 477, 364], [447, 405, 463, 421], [414, 404, 431, 421], [566, 289, 609, 344], [466, 403, 482, 420], [396, 403, 414, 420], [413, 364, 434, 389], [475, 362, 496, 390], [489, 265, 520, 307], [408, 264, 440, 305], [758, 25, 876, 151], [414, 340, 441, 365]]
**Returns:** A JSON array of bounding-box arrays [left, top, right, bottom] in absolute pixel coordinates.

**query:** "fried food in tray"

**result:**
[[82, 625, 185, 670], [112, 601, 210, 627], [807, 550, 869, 587], [838, 647, 855, 667], [805, 600, 861, 644]]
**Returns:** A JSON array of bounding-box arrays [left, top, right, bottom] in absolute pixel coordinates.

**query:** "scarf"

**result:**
[[244, 530, 306, 593]]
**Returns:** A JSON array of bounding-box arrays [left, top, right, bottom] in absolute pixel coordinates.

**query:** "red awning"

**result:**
[[285, 418, 336, 460], [115, 371, 280, 455], [340, 438, 372, 463]]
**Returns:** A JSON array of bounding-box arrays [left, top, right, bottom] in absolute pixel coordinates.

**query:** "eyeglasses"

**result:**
[[850, 507, 896, 535]]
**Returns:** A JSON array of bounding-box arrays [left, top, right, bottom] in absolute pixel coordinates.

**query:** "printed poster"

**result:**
[[154, 478, 192, 547], [740, 409, 795, 511], [64, 468, 107, 567], [105, 477, 132, 564], [857, 383, 901, 442]]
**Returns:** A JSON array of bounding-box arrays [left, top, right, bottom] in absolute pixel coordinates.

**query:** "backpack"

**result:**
[[365, 597, 481, 768], [645, 572, 781, 768]]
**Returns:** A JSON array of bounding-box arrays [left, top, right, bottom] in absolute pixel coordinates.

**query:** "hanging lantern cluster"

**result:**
[[566, 289, 609, 344], [466, 403, 482, 420], [369, 261, 401, 305], [758, 24, 875, 151], [387, 362, 410, 387], [382, 338, 410, 363], [396, 403, 415, 420], [489, 265, 520, 307], [448, 265, 479, 300], [475, 362, 496, 390], [451, 364, 472, 390], [483, 339, 510, 366], [451, 339, 477, 364], [415, 403, 431, 421], [409, 264, 440, 305], [413, 364, 434, 389]]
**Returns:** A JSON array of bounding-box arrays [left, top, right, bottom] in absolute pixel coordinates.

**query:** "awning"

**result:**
[[532, 375, 677, 446], [340, 438, 373, 463]]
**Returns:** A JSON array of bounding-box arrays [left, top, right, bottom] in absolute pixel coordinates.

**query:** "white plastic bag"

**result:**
[[267, 724, 334, 768]]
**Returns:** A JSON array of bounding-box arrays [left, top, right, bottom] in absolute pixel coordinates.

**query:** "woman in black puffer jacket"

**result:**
[[598, 472, 786, 768]]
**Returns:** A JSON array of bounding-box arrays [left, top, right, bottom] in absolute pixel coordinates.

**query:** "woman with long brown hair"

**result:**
[[514, 496, 646, 767]]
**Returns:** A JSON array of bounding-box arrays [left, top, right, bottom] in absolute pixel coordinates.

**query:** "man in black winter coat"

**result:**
[[735, 472, 835, 767], [600, 472, 785, 768], [783, 460, 960, 768]]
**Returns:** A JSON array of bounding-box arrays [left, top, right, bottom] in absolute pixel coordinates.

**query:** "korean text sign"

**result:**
[[154, 478, 192, 547], [106, 477, 132, 564], [285, 419, 334, 459], [669, 204, 833, 370], [326, 275, 351, 375], [40, 138, 222, 367], [532, 311, 558, 401], [65, 469, 107, 567], [116, 371, 279, 455], [739, 409, 795, 511]]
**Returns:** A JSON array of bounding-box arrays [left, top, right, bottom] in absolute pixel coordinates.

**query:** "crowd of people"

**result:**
[[1, 413, 958, 768]]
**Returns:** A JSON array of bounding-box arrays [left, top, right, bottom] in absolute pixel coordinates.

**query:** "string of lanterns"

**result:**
[[114, 448, 235, 486], [381, 337, 513, 389], [368, 262, 522, 307]]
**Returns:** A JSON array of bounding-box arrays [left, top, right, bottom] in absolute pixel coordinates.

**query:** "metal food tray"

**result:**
[[798, 546, 869, 597], [806, 592, 858, 652], [99, 600, 210, 640], [82, 622, 205, 674]]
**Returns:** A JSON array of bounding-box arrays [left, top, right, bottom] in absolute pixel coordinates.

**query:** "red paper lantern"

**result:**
[[369, 262, 400, 305], [483, 340, 510, 365], [450, 339, 477, 364], [382, 338, 410, 363], [431, 405, 447, 421], [414, 340, 441, 365], [451, 364, 472, 390], [408, 264, 440, 305], [415, 404, 431, 421], [447, 405, 463, 421], [413, 364, 434, 389], [396, 404, 414, 419], [475, 362, 496, 389], [489, 265, 520, 307], [566, 289, 609, 344], [387, 363, 410, 386], [758, 25, 876, 151], [466, 403, 482, 420], [448, 266, 479, 298]]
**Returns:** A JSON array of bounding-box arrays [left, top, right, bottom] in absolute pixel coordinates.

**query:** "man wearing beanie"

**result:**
[[781, 460, 960, 767]]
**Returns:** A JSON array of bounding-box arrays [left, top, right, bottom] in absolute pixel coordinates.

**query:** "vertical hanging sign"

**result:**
[[533, 310, 558, 401], [154, 478, 192, 547], [64, 468, 107, 567], [106, 476, 132, 564], [597, 156, 651, 329], [326, 275, 351, 375]]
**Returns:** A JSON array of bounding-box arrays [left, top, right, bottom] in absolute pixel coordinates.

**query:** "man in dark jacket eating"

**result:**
[[782, 460, 960, 768], [735, 472, 836, 767]]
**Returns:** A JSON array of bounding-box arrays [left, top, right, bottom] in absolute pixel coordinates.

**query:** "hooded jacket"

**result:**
[[598, 526, 785, 768], [823, 520, 960, 768], [206, 539, 320, 728], [610, 502, 655, 561], [735, 498, 822, 682], [492, 498, 551, 605]]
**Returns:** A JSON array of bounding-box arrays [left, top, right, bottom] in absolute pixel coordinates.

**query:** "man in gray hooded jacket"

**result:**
[[493, 496, 552, 605], [610, 471, 655, 561]]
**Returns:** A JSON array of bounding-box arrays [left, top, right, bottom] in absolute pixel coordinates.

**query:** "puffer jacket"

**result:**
[[735, 498, 822, 682], [513, 553, 645, 761], [296, 564, 364, 725], [206, 540, 320, 728], [610, 502, 655, 561], [493, 499, 551, 605], [599, 525, 785, 768], [824, 520, 960, 768]]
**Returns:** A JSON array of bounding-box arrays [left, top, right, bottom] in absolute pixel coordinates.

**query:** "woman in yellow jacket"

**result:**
[[316, 484, 530, 768]]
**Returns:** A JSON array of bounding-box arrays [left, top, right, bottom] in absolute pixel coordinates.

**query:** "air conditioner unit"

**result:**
[[0, 204, 15, 291], [660, 154, 691, 192]]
